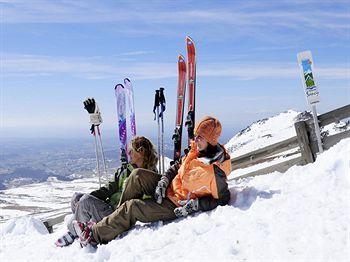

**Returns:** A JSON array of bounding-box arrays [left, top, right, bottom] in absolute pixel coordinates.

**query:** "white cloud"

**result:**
[[2, 54, 176, 80], [2, 1, 349, 38], [3, 54, 349, 81], [119, 51, 155, 56]]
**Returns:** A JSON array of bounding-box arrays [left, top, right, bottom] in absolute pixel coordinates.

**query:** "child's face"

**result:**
[[194, 135, 208, 152]]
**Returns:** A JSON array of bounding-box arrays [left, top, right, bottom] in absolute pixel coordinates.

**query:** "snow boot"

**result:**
[[55, 231, 76, 247], [73, 220, 98, 248]]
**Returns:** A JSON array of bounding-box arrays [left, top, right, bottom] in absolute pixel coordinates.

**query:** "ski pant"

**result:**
[[67, 194, 114, 236], [92, 168, 177, 244]]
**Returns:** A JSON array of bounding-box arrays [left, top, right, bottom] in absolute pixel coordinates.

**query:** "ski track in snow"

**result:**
[[1, 110, 350, 261]]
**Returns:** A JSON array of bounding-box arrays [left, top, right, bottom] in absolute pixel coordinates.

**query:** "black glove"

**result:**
[[154, 176, 169, 204], [174, 198, 199, 217], [83, 98, 102, 133], [83, 98, 95, 114]]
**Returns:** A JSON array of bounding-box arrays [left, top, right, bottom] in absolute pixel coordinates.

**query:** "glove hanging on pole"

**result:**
[[83, 98, 103, 134], [83, 97, 104, 188]]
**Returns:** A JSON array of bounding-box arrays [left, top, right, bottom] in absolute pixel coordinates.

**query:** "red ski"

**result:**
[[185, 36, 196, 144], [172, 54, 187, 161]]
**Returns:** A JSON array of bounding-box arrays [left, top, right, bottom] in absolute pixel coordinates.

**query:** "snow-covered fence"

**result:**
[[305, 104, 350, 156], [42, 212, 70, 233], [231, 136, 300, 171], [231, 104, 350, 180]]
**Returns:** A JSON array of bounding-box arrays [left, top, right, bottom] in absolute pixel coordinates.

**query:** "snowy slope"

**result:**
[[225, 110, 349, 178], [0, 177, 99, 222], [1, 109, 346, 222], [1, 110, 349, 261], [0, 158, 173, 223], [1, 138, 349, 261], [225, 110, 300, 157]]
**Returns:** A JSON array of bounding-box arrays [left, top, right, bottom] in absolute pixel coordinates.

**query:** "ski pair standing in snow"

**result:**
[[173, 36, 196, 162], [55, 136, 158, 247], [153, 87, 166, 174], [83, 98, 108, 188], [115, 78, 137, 165], [72, 116, 231, 248]]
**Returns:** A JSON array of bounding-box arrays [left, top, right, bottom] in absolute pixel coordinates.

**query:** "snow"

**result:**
[[225, 109, 349, 179], [0, 161, 173, 223], [225, 110, 300, 157], [1, 216, 48, 236], [1, 109, 349, 261], [1, 137, 349, 261], [226, 110, 301, 179], [0, 178, 99, 221]]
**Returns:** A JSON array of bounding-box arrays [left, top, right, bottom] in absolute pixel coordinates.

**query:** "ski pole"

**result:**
[[159, 87, 166, 175], [153, 89, 161, 173], [96, 125, 108, 181], [93, 126, 102, 188], [83, 98, 103, 188], [157, 106, 161, 174]]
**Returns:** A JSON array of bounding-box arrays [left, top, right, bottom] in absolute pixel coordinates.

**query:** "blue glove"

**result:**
[[174, 198, 199, 217]]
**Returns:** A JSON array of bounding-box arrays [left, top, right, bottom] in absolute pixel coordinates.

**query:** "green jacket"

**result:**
[[90, 163, 135, 207]]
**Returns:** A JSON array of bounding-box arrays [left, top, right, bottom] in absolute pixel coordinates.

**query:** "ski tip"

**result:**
[[186, 36, 196, 54], [124, 78, 131, 84], [178, 54, 185, 62], [115, 84, 124, 90], [186, 36, 194, 45]]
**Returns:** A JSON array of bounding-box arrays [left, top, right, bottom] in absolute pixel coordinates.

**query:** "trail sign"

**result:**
[[297, 50, 323, 153], [297, 50, 320, 105]]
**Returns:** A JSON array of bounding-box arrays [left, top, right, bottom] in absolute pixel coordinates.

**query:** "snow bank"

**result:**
[[1, 139, 349, 261], [227, 138, 350, 261], [0, 216, 48, 236]]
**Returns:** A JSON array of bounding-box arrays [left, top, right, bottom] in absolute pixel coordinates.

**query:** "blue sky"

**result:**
[[1, 0, 349, 143]]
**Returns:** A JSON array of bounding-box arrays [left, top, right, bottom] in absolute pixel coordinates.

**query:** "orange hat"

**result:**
[[194, 116, 222, 145]]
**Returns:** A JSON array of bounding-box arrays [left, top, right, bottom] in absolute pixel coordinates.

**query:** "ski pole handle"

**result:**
[[159, 87, 166, 117], [153, 90, 160, 120]]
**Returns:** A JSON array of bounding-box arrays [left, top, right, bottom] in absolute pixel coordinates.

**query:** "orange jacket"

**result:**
[[166, 142, 231, 209]]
